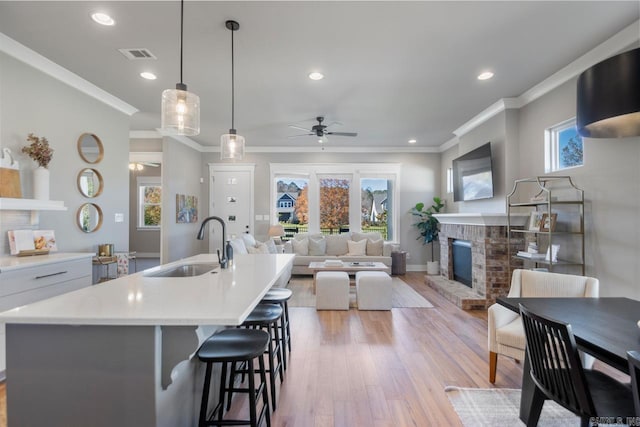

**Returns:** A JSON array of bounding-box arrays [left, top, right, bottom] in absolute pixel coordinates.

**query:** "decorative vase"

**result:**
[[426, 260, 440, 275], [33, 166, 50, 200]]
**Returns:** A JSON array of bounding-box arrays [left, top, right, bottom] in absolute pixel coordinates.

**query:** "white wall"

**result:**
[[199, 151, 441, 269], [0, 52, 130, 256]]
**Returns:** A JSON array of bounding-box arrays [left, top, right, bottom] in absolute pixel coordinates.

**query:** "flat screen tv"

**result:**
[[453, 142, 494, 202]]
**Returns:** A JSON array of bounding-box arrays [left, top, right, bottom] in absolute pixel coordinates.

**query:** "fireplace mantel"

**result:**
[[433, 213, 528, 226]]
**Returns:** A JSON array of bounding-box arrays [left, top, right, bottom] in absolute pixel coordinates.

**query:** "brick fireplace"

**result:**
[[424, 213, 527, 309]]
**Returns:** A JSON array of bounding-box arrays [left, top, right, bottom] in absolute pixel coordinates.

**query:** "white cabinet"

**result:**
[[0, 254, 92, 377]]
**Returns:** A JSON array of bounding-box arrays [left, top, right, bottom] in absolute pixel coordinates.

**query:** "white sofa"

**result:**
[[228, 233, 292, 288], [282, 231, 399, 275]]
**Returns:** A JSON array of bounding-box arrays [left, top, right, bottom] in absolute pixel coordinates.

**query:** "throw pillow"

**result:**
[[229, 238, 248, 255], [264, 239, 278, 254], [347, 239, 367, 256], [292, 238, 309, 255], [241, 233, 257, 249], [308, 236, 327, 256], [366, 238, 384, 256], [325, 234, 349, 256], [247, 242, 270, 254]]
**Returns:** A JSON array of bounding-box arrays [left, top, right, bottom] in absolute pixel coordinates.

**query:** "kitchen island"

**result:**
[[0, 253, 294, 427]]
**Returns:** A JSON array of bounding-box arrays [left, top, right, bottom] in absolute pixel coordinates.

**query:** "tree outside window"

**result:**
[[319, 178, 350, 233], [545, 118, 584, 172]]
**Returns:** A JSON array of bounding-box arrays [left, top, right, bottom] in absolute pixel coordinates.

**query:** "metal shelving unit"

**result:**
[[507, 176, 585, 276]]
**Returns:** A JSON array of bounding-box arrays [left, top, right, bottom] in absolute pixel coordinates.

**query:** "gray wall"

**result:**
[[440, 76, 640, 299], [0, 52, 130, 256], [199, 151, 442, 269], [516, 78, 640, 299], [161, 138, 207, 264], [128, 165, 161, 256], [444, 111, 509, 213]]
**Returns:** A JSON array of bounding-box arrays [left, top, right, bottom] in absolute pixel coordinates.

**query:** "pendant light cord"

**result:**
[[179, 0, 184, 84], [231, 26, 235, 129]]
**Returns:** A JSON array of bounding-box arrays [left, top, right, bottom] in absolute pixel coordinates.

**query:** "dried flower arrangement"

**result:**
[[22, 133, 54, 169]]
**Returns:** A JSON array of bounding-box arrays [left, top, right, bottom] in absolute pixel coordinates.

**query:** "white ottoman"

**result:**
[[356, 271, 392, 310], [316, 271, 350, 310]]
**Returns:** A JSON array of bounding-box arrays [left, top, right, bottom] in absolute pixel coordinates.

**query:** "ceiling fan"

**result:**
[[288, 116, 358, 143]]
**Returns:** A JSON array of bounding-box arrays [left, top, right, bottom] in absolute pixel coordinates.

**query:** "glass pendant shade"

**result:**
[[220, 131, 245, 160], [161, 85, 200, 136]]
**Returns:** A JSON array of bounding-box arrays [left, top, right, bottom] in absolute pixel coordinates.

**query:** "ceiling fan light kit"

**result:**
[[161, 0, 200, 136], [287, 116, 358, 144], [221, 20, 245, 160]]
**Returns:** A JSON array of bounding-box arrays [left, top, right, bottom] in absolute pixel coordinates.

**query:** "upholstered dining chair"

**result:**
[[629, 350, 640, 416], [487, 269, 599, 383], [520, 304, 635, 426]]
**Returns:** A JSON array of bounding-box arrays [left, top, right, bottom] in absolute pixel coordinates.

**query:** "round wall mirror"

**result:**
[[77, 203, 103, 233], [77, 133, 104, 164], [77, 168, 104, 198]]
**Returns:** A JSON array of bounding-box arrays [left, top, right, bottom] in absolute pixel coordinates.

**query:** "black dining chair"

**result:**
[[519, 303, 635, 427], [629, 350, 640, 416]]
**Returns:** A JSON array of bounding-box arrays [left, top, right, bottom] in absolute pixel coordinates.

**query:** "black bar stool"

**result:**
[[197, 328, 270, 427], [261, 288, 292, 370], [233, 303, 284, 413]]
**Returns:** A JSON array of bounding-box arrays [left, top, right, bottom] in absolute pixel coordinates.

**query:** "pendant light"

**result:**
[[221, 20, 245, 160], [161, 0, 200, 136], [577, 48, 640, 138]]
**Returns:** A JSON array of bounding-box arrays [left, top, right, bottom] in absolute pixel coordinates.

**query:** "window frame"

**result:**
[[270, 163, 401, 241], [137, 176, 162, 230], [545, 117, 584, 173]]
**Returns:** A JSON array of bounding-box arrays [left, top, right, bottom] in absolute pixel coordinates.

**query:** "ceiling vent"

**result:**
[[118, 48, 157, 60]]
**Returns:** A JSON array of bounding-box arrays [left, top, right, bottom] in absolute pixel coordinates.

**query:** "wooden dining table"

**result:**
[[496, 297, 640, 425]]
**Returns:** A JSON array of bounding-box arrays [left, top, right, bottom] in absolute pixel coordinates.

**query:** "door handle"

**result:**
[[35, 271, 68, 279]]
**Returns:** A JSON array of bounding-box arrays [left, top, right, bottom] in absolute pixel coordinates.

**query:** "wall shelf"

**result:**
[[0, 198, 67, 211]]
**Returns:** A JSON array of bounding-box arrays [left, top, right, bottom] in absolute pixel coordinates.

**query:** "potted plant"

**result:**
[[411, 196, 445, 275]]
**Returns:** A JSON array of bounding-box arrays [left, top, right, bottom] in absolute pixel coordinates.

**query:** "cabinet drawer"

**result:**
[[0, 275, 90, 313], [0, 259, 91, 298]]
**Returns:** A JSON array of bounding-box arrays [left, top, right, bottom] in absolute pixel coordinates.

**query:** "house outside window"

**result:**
[[270, 164, 400, 241], [545, 118, 584, 172], [137, 177, 161, 229]]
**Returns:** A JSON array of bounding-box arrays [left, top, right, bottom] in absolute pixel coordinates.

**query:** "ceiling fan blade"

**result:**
[[141, 162, 160, 167], [287, 133, 314, 138], [288, 125, 312, 132], [327, 132, 358, 137], [325, 121, 343, 128]]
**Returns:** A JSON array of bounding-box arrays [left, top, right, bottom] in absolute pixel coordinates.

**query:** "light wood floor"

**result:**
[[225, 272, 524, 426], [0, 273, 621, 426]]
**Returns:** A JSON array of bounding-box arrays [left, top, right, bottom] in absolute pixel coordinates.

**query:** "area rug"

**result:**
[[287, 276, 434, 308], [445, 386, 580, 426]]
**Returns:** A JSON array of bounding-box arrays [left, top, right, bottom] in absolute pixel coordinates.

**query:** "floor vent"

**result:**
[[118, 48, 157, 60]]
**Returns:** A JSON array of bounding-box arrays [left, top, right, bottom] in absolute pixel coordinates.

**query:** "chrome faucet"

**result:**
[[196, 216, 228, 268]]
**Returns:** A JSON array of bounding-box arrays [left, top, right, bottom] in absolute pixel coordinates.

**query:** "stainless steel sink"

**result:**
[[144, 262, 219, 278]]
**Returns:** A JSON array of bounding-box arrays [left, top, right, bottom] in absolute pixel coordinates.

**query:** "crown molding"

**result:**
[[129, 152, 162, 163], [0, 32, 138, 116], [130, 130, 162, 139], [446, 19, 640, 144], [439, 136, 459, 153]]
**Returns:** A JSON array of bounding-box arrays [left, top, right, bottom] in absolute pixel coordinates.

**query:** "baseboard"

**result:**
[[407, 264, 428, 272], [133, 252, 160, 258]]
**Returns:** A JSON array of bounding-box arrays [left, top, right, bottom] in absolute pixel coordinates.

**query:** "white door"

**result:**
[[208, 164, 255, 254]]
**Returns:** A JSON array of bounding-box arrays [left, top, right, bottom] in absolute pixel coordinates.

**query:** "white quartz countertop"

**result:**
[[0, 252, 94, 272], [0, 253, 295, 326]]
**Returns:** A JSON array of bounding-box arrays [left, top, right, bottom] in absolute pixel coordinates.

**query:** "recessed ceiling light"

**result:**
[[477, 71, 494, 81], [91, 12, 115, 26], [408, 139, 417, 144], [140, 72, 157, 80], [308, 72, 324, 81]]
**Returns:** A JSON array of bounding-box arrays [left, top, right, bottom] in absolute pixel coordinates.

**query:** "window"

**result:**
[[361, 178, 391, 239], [545, 118, 584, 172], [319, 177, 350, 234], [137, 177, 161, 229], [270, 163, 400, 241]]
